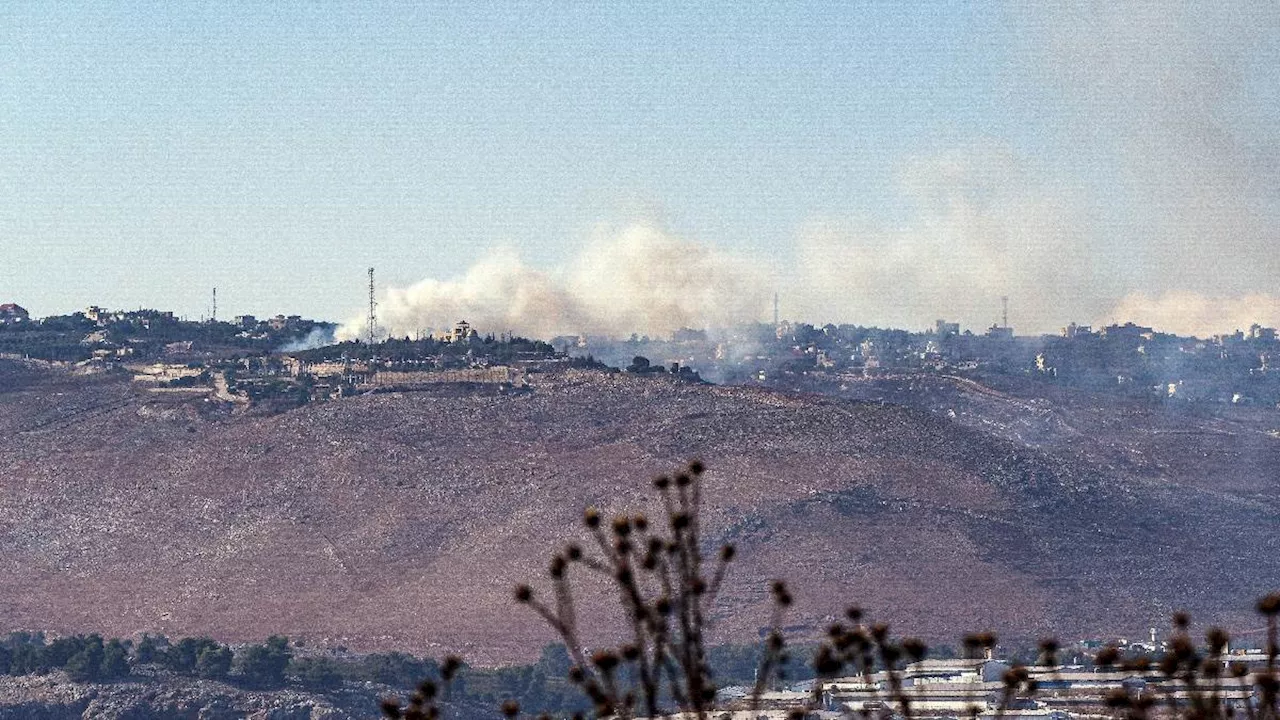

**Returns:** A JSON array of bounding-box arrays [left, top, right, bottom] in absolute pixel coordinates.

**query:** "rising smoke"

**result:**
[[1030, 1, 1280, 335], [337, 225, 771, 341], [341, 3, 1279, 342]]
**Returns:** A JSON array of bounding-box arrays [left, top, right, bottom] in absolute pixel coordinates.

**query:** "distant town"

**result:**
[[2, 301, 1279, 410]]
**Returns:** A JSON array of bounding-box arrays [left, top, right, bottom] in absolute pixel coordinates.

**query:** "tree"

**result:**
[[100, 640, 130, 680], [195, 645, 233, 680], [290, 656, 343, 689], [236, 635, 291, 688], [134, 634, 163, 664], [163, 637, 212, 674], [363, 652, 435, 688], [64, 637, 104, 683], [535, 644, 572, 678]]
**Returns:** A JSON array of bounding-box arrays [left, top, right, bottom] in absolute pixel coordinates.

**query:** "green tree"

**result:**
[[236, 635, 291, 688], [163, 637, 213, 674], [195, 645, 233, 680], [64, 637, 104, 682], [134, 634, 164, 664], [290, 656, 343, 689], [100, 640, 130, 680], [535, 644, 572, 678]]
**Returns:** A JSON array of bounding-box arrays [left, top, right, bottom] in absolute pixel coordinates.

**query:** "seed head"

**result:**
[[1258, 593, 1280, 616], [565, 543, 583, 561], [1095, 645, 1120, 667], [1173, 611, 1191, 629], [689, 460, 705, 475], [612, 516, 632, 537], [502, 700, 520, 718], [903, 638, 928, 662], [720, 544, 736, 562], [845, 606, 863, 622], [514, 585, 533, 603], [653, 476, 671, 490], [771, 580, 793, 607], [1206, 627, 1230, 654], [675, 473, 692, 487], [584, 507, 601, 528], [591, 650, 620, 672], [1104, 689, 1131, 708]]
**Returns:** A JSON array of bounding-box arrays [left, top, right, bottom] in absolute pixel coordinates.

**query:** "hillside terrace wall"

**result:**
[[366, 367, 524, 387]]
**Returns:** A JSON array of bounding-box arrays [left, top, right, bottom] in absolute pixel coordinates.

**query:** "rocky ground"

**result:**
[[0, 360, 1277, 664], [0, 672, 380, 719]]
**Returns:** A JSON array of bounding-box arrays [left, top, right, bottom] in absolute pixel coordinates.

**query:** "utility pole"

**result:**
[[367, 267, 377, 346]]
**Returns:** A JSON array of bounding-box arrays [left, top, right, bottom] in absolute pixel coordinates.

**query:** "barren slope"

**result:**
[[0, 361, 1277, 661]]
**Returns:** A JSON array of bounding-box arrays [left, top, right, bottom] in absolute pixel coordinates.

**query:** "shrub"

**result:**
[[236, 635, 291, 688], [290, 656, 343, 689], [195, 645, 233, 680], [511, 460, 790, 720]]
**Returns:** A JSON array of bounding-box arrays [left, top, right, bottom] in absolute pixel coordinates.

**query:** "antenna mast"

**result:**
[[367, 267, 377, 345], [1001, 295, 1009, 329], [212, 287, 217, 323]]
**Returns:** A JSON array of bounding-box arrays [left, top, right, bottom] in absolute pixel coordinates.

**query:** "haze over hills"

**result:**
[[1, 359, 1277, 663]]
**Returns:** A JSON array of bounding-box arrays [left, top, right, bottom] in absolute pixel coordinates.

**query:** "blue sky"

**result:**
[[2, 2, 1277, 335]]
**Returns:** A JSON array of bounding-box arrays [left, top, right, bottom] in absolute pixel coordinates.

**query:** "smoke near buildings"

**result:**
[[340, 2, 1279, 342], [337, 225, 771, 341]]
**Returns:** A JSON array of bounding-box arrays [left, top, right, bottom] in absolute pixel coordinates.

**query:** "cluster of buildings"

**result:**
[[722, 648, 1273, 720], [564, 317, 1280, 407], [119, 319, 554, 405], [0, 303, 30, 325]]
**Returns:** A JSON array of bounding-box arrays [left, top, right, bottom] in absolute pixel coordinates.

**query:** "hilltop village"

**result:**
[[561, 318, 1280, 408], [0, 305, 596, 408], [2, 302, 1280, 409]]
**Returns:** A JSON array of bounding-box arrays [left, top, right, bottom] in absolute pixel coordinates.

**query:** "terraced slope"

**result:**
[[0, 361, 1277, 662]]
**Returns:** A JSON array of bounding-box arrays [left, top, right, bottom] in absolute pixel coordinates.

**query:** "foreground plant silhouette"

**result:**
[[384, 460, 1279, 720], [512, 460, 790, 720]]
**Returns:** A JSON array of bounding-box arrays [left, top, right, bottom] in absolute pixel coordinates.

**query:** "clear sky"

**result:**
[[3, 2, 1278, 336]]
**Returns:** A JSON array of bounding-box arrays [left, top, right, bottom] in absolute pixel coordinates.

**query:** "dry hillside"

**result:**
[[0, 360, 1277, 662]]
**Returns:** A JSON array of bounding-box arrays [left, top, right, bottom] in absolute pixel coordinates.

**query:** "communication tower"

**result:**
[[1001, 295, 1009, 329], [212, 287, 217, 323], [367, 267, 377, 346]]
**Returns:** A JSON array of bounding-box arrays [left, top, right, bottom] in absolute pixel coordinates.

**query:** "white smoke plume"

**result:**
[[788, 144, 1109, 333], [1107, 292, 1280, 338], [1029, 2, 1280, 323], [338, 225, 771, 341], [339, 3, 1278, 342]]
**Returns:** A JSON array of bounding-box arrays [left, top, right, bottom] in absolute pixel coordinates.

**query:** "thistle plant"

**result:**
[[1090, 596, 1280, 720], [381, 655, 464, 720], [513, 460, 790, 720]]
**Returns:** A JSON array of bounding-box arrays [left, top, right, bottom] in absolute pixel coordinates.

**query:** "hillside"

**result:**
[[0, 359, 1277, 662]]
